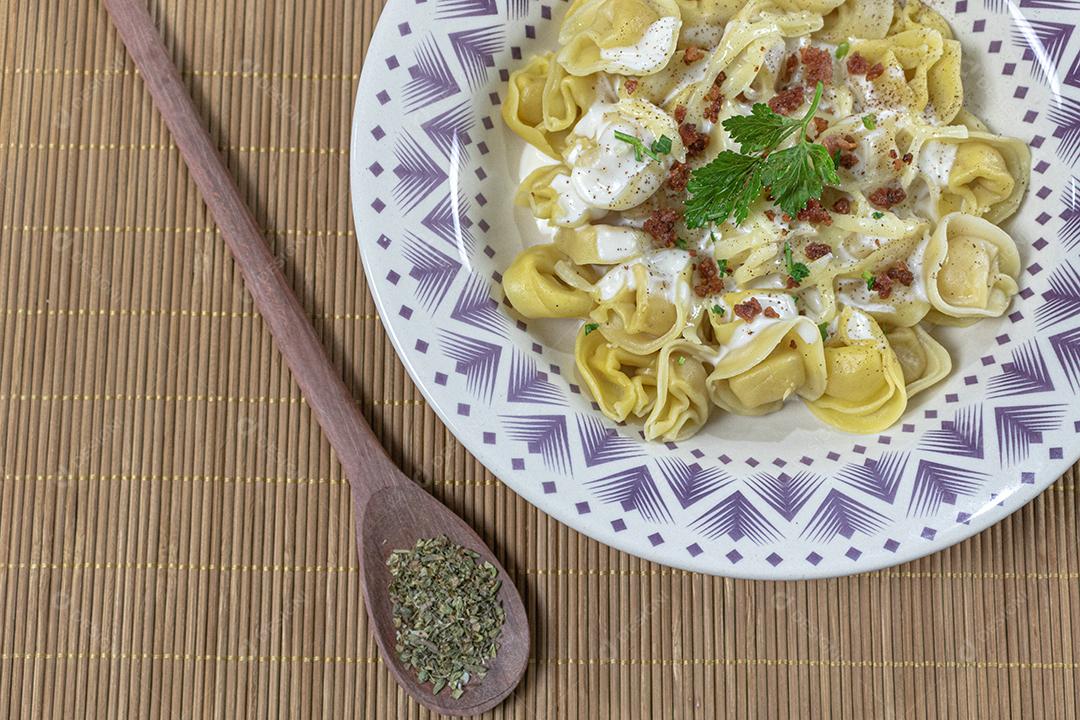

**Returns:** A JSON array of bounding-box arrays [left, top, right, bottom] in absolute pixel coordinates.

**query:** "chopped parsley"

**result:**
[[861, 271, 876, 290], [677, 356, 687, 366], [784, 242, 811, 285], [872, 211, 884, 219], [862, 114, 877, 130], [716, 258, 728, 275], [711, 304, 725, 315], [583, 322, 600, 335], [684, 82, 840, 227], [818, 322, 829, 341], [613, 130, 671, 162], [675, 236, 689, 250], [835, 41, 850, 59]]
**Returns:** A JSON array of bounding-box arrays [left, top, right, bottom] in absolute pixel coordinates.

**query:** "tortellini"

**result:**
[[559, 0, 683, 76], [500, 0, 1029, 440], [923, 213, 1021, 325], [806, 309, 908, 433]]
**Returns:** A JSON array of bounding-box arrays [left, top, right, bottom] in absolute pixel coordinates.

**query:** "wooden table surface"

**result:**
[[0, 1, 1076, 717]]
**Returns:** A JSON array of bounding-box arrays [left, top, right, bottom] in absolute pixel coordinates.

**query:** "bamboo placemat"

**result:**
[[0, 1, 1076, 717]]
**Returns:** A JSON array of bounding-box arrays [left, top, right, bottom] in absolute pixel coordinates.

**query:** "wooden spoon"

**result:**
[[101, 0, 530, 715]]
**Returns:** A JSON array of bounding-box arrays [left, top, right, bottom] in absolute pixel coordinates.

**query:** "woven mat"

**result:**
[[0, 1, 1076, 717]]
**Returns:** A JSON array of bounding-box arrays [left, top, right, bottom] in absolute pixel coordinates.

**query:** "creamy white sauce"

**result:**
[[595, 248, 691, 304], [599, 16, 681, 75], [593, 226, 645, 262], [551, 172, 606, 225], [567, 103, 663, 211], [918, 141, 958, 187], [844, 309, 876, 340]]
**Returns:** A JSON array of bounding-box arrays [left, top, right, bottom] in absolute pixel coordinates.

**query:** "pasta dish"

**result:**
[[500, 0, 1030, 440]]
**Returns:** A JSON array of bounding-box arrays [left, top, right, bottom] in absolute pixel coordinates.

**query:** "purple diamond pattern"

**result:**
[[802, 490, 889, 542], [507, 351, 563, 405], [921, 407, 985, 459], [449, 26, 504, 89], [576, 415, 643, 467], [503, 414, 572, 473], [994, 405, 1067, 464], [988, 341, 1055, 396], [692, 491, 778, 544], [837, 452, 909, 504], [393, 133, 448, 211], [657, 458, 730, 509], [747, 471, 822, 521], [442, 331, 502, 401], [907, 461, 988, 516], [588, 465, 672, 523]]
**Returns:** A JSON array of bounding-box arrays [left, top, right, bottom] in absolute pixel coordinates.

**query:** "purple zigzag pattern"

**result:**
[[506, 352, 563, 405], [994, 405, 1066, 465], [421, 102, 474, 160], [801, 489, 888, 543], [503, 415, 571, 473], [442, 331, 501, 402], [837, 452, 909, 504], [1011, 19, 1073, 85], [505, 0, 529, 18], [747, 471, 822, 522], [1049, 327, 1080, 392], [982, 0, 1005, 11], [921, 407, 985, 459], [451, 274, 505, 336], [1049, 95, 1080, 164], [422, 192, 474, 250], [437, 0, 498, 18], [656, 458, 730, 510], [988, 341, 1055, 397], [402, 235, 461, 309], [449, 26, 504, 90], [1036, 261, 1080, 328], [691, 491, 778, 544], [405, 37, 461, 110], [1021, 0, 1080, 6], [907, 460, 987, 517], [393, 133, 447, 212], [1066, 49, 1080, 90], [1061, 177, 1080, 248], [576, 415, 643, 467], [587, 465, 671, 523]]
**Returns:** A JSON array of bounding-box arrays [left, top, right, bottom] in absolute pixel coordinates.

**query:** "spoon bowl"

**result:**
[[359, 482, 530, 715]]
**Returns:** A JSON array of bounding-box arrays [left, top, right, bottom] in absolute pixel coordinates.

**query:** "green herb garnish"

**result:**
[[784, 242, 811, 285], [583, 322, 600, 335], [835, 41, 850, 59], [675, 236, 689, 250], [862, 270, 876, 290], [614, 130, 670, 162], [862, 114, 877, 130], [716, 258, 728, 275], [685, 82, 840, 227], [388, 536, 505, 699], [677, 355, 687, 365], [872, 211, 884, 219], [711, 304, 726, 315], [818, 322, 829, 341]]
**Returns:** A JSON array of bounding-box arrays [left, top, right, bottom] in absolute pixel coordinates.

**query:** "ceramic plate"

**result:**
[[350, 0, 1080, 578]]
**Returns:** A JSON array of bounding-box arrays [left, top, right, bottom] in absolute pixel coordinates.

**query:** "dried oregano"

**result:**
[[387, 535, 505, 698]]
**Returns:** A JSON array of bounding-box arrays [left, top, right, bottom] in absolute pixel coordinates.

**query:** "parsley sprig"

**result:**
[[784, 242, 810, 284], [684, 82, 840, 228], [614, 131, 672, 162]]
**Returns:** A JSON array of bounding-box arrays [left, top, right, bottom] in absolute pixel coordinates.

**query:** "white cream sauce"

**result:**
[[567, 103, 664, 210], [599, 16, 682, 75], [918, 140, 958, 187]]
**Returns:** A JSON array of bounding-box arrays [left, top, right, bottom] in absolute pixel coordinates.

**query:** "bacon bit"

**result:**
[[886, 261, 914, 286], [674, 104, 687, 124], [768, 85, 805, 115], [624, 78, 639, 95], [679, 123, 709, 157], [684, 46, 706, 64], [644, 207, 682, 248], [795, 198, 832, 225], [888, 149, 898, 159], [735, 92, 750, 103], [694, 257, 725, 297], [785, 276, 800, 289], [822, 133, 858, 156], [902, 152, 913, 165], [812, 117, 829, 135], [764, 209, 776, 222], [789, 339, 798, 349], [804, 242, 833, 260], [781, 213, 793, 223], [799, 46, 832, 85], [763, 306, 780, 319], [838, 153, 858, 169], [868, 186, 907, 209], [846, 52, 869, 75], [873, 271, 895, 298], [667, 161, 691, 191], [779, 53, 799, 85], [733, 297, 763, 322], [688, 249, 698, 257], [831, 197, 851, 214], [866, 62, 885, 80], [703, 72, 727, 123]]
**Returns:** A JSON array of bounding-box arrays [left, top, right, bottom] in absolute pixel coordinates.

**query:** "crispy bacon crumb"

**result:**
[[694, 257, 725, 297], [767, 85, 805, 115], [624, 78, 639, 95], [902, 152, 913, 164], [679, 122, 709, 157], [785, 276, 800, 289], [831, 197, 851, 214], [667, 161, 691, 191], [796, 198, 832, 225], [733, 297, 763, 322], [888, 149, 898, 159], [804, 242, 833, 260], [763, 306, 780, 319], [799, 46, 833, 85], [674, 104, 687, 124], [812, 117, 829, 135], [703, 73, 726, 122], [684, 46, 706, 64], [789, 339, 798, 349], [868, 186, 907, 209], [764, 209, 776, 221], [874, 272, 895, 298], [779, 53, 799, 84], [872, 262, 915, 299], [822, 133, 858, 156], [866, 63, 885, 80], [644, 207, 682, 248], [839, 153, 858, 169], [846, 52, 869, 75]]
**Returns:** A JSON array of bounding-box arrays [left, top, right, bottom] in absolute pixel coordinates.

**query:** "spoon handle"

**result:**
[[102, 0, 396, 504]]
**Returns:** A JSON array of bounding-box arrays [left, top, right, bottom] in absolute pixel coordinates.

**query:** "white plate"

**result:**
[[350, 0, 1080, 578]]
